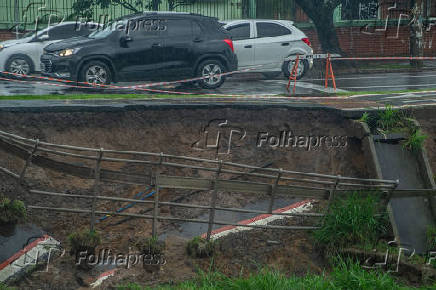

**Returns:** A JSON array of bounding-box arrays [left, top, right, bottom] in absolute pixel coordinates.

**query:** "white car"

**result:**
[[223, 20, 313, 79], [0, 22, 99, 75]]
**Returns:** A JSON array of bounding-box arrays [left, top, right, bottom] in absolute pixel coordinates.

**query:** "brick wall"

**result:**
[[301, 25, 436, 57], [0, 30, 15, 41]]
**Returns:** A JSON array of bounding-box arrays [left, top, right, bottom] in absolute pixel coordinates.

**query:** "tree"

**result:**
[[72, 0, 196, 19], [294, 0, 375, 54]]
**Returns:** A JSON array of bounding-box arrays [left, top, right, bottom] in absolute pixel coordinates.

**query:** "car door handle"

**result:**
[[281, 42, 290, 46], [193, 37, 203, 43], [244, 45, 252, 48], [152, 43, 162, 47]]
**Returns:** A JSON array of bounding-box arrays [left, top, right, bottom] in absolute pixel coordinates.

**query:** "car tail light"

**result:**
[[223, 39, 234, 53], [302, 37, 311, 47]]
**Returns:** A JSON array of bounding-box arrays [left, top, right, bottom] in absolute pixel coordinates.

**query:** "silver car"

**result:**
[[223, 19, 313, 79]]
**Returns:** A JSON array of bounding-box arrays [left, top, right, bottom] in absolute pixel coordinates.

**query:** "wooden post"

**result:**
[[206, 160, 223, 241], [152, 175, 160, 238], [151, 152, 164, 238], [326, 175, 341, 213], [268, 169, 282, 214], [90, 148, 103, 232], [19, 139, 39, 181]]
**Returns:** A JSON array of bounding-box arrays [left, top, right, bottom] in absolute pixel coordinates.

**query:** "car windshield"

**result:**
[[88, 20, 126, 39], [19, 27, 49, 39]]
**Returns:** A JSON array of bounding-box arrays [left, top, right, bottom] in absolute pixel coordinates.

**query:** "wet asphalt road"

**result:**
[[1, 71, 436, 109]]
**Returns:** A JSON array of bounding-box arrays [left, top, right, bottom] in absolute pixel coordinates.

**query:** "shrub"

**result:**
[[313, 192, 389, 252], [186, 236, 216, 258], [403, 129, 427, 152], [135, 236, 165, 255], [0, 196, 26, 225], [427, 226, 436, 252], [68, 229, 101, 255]]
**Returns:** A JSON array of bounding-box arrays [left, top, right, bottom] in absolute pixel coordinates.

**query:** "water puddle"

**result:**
[[0, 223, 44, 264], [160, 197, 302, 240]]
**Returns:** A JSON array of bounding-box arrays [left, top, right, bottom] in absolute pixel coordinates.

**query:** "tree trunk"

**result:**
[[311, 10, 343, 54], [410, 0, 424, 68], [152, 0, 160, 11]]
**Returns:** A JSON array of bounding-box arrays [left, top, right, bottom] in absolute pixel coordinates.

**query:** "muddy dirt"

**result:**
[[0, 107, 375, 288], [414, 107, 436, 176]]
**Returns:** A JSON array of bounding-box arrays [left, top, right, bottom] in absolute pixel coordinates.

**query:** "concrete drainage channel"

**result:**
[[361, 121, 436, 254]]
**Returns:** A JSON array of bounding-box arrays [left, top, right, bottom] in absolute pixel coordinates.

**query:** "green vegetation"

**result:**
[[313, 192, 388, 252], [0, 94, 233, 101], [359, 105, 428, 152], [427, 226, 436, 252], [403, 129, 428, 152], [67, 229, 101, 255], [116, 259, 435, 289], [186, 236, 216, 258], [135, 236, 165, 255], [0, 196, 26, 225]]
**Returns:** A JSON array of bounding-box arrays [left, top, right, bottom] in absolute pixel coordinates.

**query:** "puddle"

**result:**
[[0, 224, 44, 264], [160, 197, 302, 240]]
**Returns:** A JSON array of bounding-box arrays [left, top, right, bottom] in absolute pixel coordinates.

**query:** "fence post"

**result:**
[[206, 160, 223, 241], [151, 152, 164, 238], [326, 175, 341, 213], [19, 139, 39, 182], [90, 148, 103, 232], [268, 168, 282, 214]]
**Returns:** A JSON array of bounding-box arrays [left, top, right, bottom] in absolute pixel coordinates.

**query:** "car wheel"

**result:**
[[282, 58, 308, 80], [262, 72, 281, 79], [80, 61, 112, 85], [5, 55, 33, 75], [197, 60, 226, 89]]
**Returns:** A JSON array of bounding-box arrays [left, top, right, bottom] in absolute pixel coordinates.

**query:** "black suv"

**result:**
[[40, 12, 237, 89]]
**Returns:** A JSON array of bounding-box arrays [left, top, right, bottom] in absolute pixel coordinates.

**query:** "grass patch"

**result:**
[[359, 105, 428, 152], [68, 229, 101, 255], [135, 236, 165, 255], [313, 192, 389, 252], [186, 237, 216, 258], [0, 94, 235, 101], [0, 196, 26, 225], [116, 258, 434, 289]]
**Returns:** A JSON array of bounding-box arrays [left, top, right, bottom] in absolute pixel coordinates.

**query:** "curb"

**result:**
[[201, 199, 314, 240]]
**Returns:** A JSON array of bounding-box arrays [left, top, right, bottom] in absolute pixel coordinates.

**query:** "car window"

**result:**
[[48, 24, 80, 40], [164, 19, 193, 38], [256, 23, 291, 38], [226, 23, 250, 40]]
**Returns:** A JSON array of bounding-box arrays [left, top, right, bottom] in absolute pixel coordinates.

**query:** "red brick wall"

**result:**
[[301, 25, 436, 57], [0, 30, 15, 41]]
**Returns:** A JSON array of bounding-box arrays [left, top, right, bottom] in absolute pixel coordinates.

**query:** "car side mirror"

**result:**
[[120, 35, 133, 47]]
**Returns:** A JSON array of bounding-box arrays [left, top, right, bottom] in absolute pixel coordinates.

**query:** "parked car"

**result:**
[[41, 12, 238, 89], [0, 21, 99, 75], [222, 20, 313, 79]]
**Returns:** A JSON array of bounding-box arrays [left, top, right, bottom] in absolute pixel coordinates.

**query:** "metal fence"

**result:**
[[0, 128, 403, 240], [0, 0, 302, 30]]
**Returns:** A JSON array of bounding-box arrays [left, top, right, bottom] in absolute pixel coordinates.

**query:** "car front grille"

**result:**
[[40, 59, 53, 73]]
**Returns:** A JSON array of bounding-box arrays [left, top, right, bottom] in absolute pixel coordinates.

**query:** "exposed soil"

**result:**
[[414, 107, 436, 175], [0, 107, 377, 288]]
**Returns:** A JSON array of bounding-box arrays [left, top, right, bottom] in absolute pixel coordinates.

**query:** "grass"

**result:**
[[313, 192, 389, 252], [186, 237, 216, 258], [135, 236, 165, 255], [67, 229, 101, 254], [0, 196, 26, 225], [403, 129, 428, 152], [116, 258, 435, 289]]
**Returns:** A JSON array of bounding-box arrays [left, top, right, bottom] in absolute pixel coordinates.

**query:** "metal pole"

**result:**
[[268, 168, 282, 214], [326, 175, 341, 212], [206, 160, 223, 241], [90, 148, 103, 232], [14, 0, 19, 39]]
